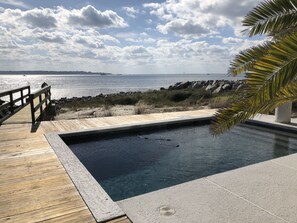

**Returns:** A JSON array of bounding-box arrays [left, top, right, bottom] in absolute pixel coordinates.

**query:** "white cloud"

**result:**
[[0, 6, 128, 30], [0, 6, 124, 66], [0, 2, 265, 74], [21, 8, 57, 28], [123, 6, 139, 18], [144, 0, 261, 38], [143, 3, 161, 9], [222, 37, 244, 44], [0, 0, 29, 9], [157, 19, 212, 37], [36, 32, 66, 44], [126, 37, 156, 44], [68, 5, 128, 28]]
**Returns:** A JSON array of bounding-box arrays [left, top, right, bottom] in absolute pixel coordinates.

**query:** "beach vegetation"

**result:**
[[57, 88, 236, 114]]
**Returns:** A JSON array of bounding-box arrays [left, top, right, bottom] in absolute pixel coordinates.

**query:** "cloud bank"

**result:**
[[0, 1, 264, 74]]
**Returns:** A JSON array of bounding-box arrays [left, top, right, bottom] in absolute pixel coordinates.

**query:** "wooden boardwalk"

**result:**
[[3, 98, 42, 125], [0, 110, 215, 223]]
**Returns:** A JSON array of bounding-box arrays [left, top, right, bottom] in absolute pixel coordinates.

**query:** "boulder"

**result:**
[[191, 81, 202, 89], [222, 83, 232, 91], [213, 83, 224, 94], [236, 84, 244, 92], [205, 83, 218, 92]]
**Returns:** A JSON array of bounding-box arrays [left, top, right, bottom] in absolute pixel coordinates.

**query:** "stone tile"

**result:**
[[118, 178, 285, 223], [272, 153, 297, 171], [208, 161, 297, 222]]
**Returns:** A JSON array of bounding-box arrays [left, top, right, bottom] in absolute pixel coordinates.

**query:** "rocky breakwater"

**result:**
[[167, 80, 244, 94], [53, 80, 245, 108]]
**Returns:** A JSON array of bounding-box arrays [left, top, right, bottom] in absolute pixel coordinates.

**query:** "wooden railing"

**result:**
[[0, 86, 31, 124], [0, 85, 52, 125], [30, 86, 51, 124]]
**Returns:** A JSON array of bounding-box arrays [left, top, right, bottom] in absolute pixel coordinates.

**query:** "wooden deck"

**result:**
[[3, 98, 42, 125], [0, 109, 215, 223]]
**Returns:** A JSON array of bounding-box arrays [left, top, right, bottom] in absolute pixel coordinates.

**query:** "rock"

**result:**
[[205, 83, 218, 91], [236, 84, 244, 92], [222, 83, 232, 90], [191, 81, 202, 89], [176, 81, 192, 89], [213, 83, 224, 94]]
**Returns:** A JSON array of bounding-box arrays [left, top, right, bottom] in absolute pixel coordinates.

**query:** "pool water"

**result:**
[[67, 124, 297, 201]]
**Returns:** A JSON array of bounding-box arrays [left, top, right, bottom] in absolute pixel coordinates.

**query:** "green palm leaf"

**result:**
[[229, 42, 273, 76], [243, 0, 297, 36], [210, 82, 297, 135], [245, 32, 297, 103], [210, 0, 297, 135]]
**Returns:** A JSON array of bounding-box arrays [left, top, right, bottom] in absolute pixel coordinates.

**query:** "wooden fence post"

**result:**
[[30, 94, 35, 124]]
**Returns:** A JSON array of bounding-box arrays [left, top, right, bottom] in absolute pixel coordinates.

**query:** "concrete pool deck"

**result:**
[[1, 109, 297, 222], [118, 114, 297, 223]]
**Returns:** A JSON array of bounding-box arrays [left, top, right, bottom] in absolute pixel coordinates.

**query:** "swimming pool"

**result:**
[[63, 120, 297, 202]]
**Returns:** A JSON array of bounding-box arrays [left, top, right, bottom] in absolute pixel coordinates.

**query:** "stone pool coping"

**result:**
[[45, 116, 212, 222], [46, 114, 297, 223]]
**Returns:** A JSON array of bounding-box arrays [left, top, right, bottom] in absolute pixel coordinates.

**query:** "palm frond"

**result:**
[[210, 82, 297, 135], [243, 0, 297, 36], [229, 41, 273, 76], [245, 32, 297, 103]]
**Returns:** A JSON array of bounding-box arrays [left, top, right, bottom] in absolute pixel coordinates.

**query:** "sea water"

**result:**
[[0, 73, 241, 99]]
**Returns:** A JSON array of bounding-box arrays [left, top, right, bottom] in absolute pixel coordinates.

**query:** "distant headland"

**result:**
[[0, 71, 112, 75]]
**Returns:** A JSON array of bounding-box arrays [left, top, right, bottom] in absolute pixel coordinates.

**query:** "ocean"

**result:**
[[0, 73, 242, 99]]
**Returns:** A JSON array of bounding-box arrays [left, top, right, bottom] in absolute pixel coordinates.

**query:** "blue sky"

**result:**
[[0, 0, 263, 74]]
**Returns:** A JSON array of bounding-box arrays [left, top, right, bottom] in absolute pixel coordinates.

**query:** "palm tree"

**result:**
[[210, 0, 297, 135]]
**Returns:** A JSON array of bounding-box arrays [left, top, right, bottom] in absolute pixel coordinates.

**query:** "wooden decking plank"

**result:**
[[0, 172, 71, 195], [0, 152, 59, 169], [71, 119, 93, 130], [82, 118, 101, 128], [0, 183, 82, 217], [0, 123, 32, 130], [0, 135, 47, 147], [106, 216, 132, 223], [85, 118, 111, 128], [53, 120, 78, 132], [0, 141, 51, 155], [0, 163, 64, 186], [40, 121, 60, 133], [0, 147, 52, 160], [0, 200, 90, 223], [39, 209, 95, 223], [47, 120, 68, 132], [0, 131, 42, 142]]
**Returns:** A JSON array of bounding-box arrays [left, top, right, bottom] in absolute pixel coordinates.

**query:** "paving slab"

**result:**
[[118, 177, 286, 223], [207, 159, 297, 222], [272, 153, 297, 171]]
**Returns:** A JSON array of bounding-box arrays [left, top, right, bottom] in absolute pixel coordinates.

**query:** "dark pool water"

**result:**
[[67, 124, 297, 201]]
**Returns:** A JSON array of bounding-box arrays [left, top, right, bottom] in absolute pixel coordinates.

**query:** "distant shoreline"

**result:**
[[0, 71, 112, 75]]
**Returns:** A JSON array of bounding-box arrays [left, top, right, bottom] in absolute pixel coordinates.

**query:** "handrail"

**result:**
[[0, 86, 31, 124], [0, 85, 30, 97], [0, 85, 53, 125], [30, 86, 51, 98], [30, 86, 51, 124]]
